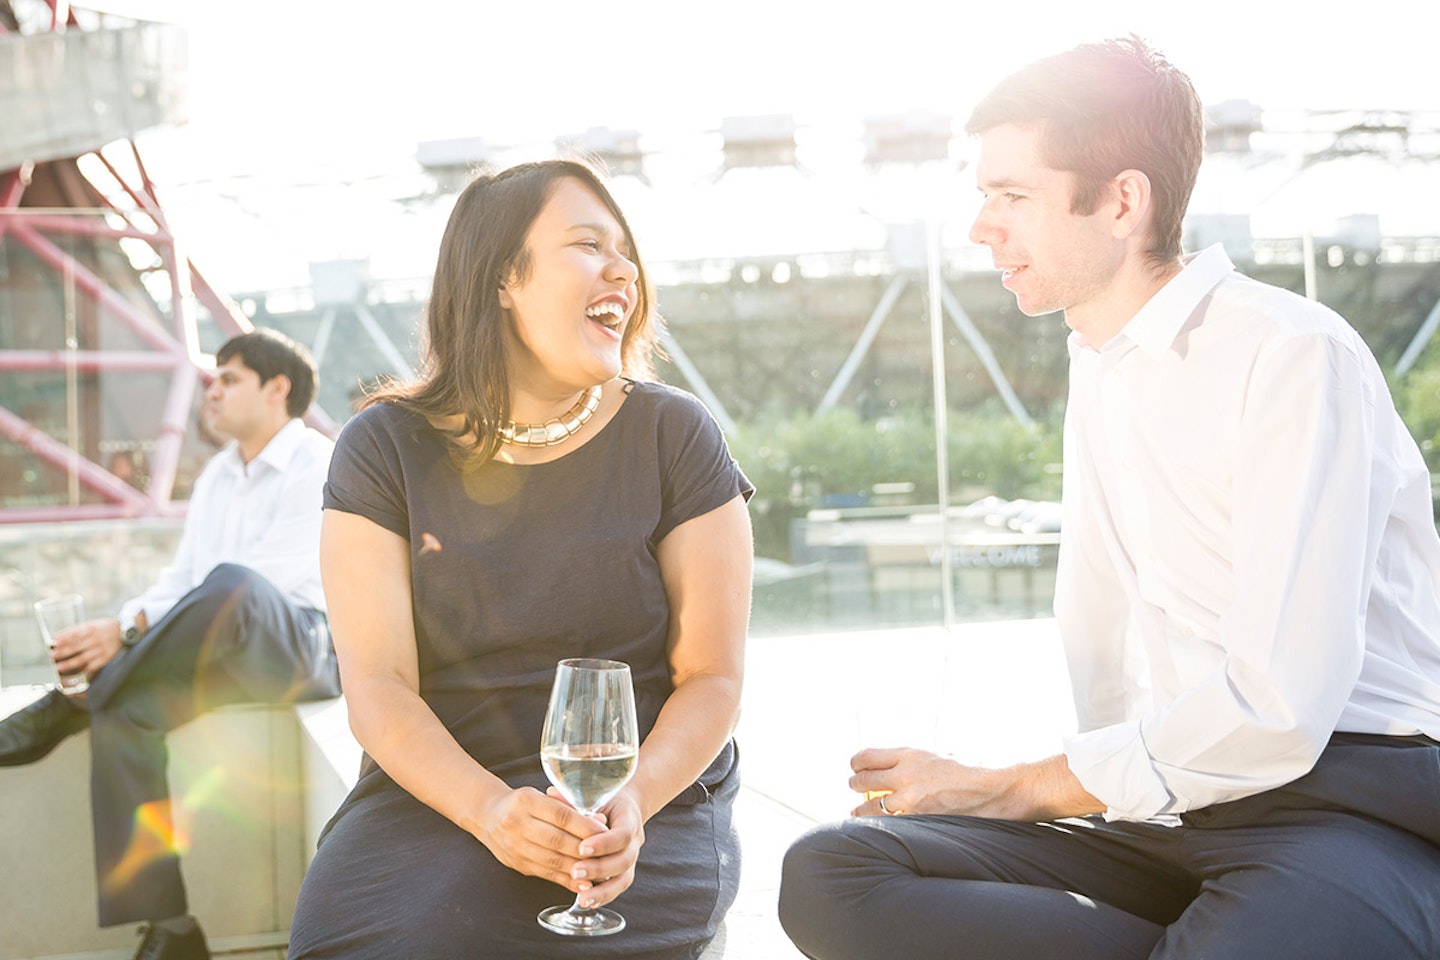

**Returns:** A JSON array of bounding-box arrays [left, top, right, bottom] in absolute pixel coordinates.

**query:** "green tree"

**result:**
[[728, 404, 1062, 560], [1395, 364, 1440, 473]]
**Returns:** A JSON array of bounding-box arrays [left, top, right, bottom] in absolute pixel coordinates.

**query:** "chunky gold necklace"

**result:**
[[498, 385, 604, 447]]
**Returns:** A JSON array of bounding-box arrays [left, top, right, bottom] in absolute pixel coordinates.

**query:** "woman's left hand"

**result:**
[[546, 786, 646, 908]]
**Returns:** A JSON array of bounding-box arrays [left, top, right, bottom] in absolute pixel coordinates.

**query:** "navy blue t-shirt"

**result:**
[[322, 379, 753, 785]]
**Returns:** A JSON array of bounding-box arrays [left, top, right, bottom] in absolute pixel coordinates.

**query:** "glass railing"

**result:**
[[0, 19, 187, 170]]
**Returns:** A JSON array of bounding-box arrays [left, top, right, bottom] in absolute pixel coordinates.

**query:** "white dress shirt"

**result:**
[[1058, 244, 1440, 821], [119, 418, 334, 628]]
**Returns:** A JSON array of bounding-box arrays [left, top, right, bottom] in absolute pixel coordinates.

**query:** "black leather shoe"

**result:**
[[0, 689, 90, 766], [133, 921, 210, 960]]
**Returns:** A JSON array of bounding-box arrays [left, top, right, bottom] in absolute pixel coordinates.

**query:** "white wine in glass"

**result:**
[[537, 657, 639, 936]]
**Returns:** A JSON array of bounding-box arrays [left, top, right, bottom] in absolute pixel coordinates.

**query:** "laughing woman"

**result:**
[[289, 160, 753, 960]]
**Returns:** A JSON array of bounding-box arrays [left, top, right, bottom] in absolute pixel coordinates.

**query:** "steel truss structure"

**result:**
[[0, 1, 332, 523]]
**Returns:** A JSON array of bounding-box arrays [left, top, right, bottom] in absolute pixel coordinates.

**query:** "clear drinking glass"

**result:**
[[34, 594, 89, 695], [537, 657, 639, 936]]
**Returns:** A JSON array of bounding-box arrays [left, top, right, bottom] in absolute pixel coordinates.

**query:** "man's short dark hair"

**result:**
[[965, 35, 1204, 265], [215, 328, 318, 418]]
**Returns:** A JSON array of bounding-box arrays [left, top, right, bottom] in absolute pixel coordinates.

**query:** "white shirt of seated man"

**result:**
[[54, 354, 332, 683]]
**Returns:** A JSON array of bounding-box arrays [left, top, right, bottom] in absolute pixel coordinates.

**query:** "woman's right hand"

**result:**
[[472, 786, 611, 893]]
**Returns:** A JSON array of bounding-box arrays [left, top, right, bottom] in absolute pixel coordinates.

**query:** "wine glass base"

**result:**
[[537, 904, 627, 936]]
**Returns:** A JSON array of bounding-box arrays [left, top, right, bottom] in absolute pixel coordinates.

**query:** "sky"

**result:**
[[70, 0, 1440, 293]]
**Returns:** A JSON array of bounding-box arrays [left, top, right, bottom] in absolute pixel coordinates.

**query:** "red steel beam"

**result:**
[[10, 213, 163, 243], [92, 150, 256, 359], [0, 350, 184, 372], [1, 167, 26, 207], [9, 224, 184, 355], [188, 262, 254, 338], [92, 142, 167, 227], [85, 151, 335, 437], [2, 128, 341, 522], [128, 141, 159, 206], [50, 154, 203, 501], [0, 503, 182, 523], [90, 151, 201, 351], [49, 0, 69, 32], [0, 166, 30, 247], [0, 405, 153, 513], [162, 213, 197, 355], [143, 358, 198, 507], [94, 150, 166, 231]]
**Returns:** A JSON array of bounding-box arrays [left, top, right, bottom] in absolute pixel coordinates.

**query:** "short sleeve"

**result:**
[[322, 404, 413, 540], [652, 389, 754, 544]]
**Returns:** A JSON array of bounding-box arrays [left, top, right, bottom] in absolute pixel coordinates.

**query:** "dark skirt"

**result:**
[[289, 747, 740, 960]]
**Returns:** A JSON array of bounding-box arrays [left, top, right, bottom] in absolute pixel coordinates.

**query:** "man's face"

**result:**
[[968, 122, 1121, 328], [203, 357, 284, 443]]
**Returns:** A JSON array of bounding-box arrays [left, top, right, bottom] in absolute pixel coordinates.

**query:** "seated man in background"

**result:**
[[779, 36, 1440, 960], [0, 328, 341, 960]]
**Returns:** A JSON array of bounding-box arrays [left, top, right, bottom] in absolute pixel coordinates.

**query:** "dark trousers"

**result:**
[[779, 734, 1440, 960], [82, 563, 341, 926]]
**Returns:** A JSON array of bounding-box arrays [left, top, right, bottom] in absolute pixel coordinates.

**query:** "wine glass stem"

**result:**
[[569, 806, 599, 922]]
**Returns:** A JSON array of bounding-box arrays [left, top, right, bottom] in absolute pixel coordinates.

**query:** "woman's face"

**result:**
[[497, 177, 640, 398]]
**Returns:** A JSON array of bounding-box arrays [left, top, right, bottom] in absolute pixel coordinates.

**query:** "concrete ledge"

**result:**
[[293, 696, 358, 860], [0, 687, 307, 960]]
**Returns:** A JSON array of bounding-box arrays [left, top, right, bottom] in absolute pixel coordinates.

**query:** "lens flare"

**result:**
[[102, 766, 226, 893]]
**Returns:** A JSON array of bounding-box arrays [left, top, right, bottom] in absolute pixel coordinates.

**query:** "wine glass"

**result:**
[[34, 594, 90, 694], [537, 657, 639, 936]]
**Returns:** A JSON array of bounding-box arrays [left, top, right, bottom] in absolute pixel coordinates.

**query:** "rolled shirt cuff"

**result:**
[[1064, 720, 1177, 821], [117, 598, 166, 635]]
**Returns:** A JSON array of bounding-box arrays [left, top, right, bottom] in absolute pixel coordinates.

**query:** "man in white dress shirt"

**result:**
[[779, 37, 1440, 960], [0, 329, 341, 960]]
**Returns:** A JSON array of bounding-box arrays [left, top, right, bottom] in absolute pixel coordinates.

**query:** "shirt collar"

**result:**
[[219, 418, 307, 477], [1118, 244, 1236, 360]]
